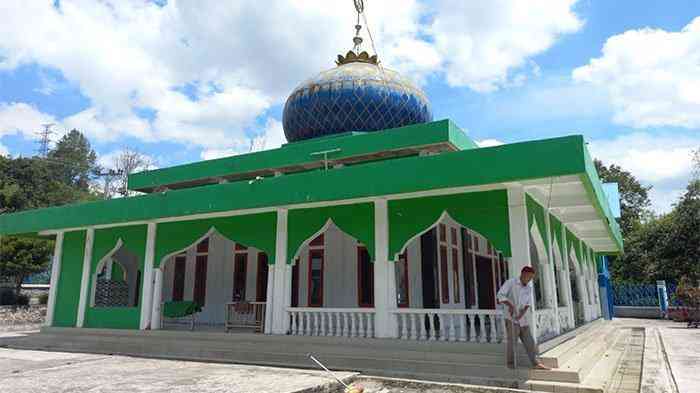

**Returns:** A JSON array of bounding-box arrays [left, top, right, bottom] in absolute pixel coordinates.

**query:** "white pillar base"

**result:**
[[373, 199, 397, 339], [45, 232, 65, 327], [76, 228, 95, 328], [140, 222, 157, 330], [271, 209, 290, 335], [151, 268, 163, 330]]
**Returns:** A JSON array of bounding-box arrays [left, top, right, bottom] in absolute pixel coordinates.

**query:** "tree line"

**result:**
[[0, 129, 151, 302], [596, 154, 700, 285]]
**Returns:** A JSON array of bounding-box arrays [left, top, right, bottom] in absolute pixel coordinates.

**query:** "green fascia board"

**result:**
[[579, 143, 624, 252], [127, 119, 475, 192], [0, 134, 621, 253]]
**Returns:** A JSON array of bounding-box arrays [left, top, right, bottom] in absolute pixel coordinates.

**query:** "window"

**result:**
[[172, 254, 186, 301], [529, 237, 545, 309], [440, 245, 449, 304], [569, 255, 580, 303], [193, 254, 208, 306], [357, 246, 374, 307], [396, 251, 409, 307], [291, 259, 300, 307], [233, 249, 248, 301], [310, 234, 324, 247], [452, 248, 460, 303], [461, 229, 476, 307], [256, 252, 269, 302], [308, 249, 324, 307], [439, 224, 447, 242], [498, 254, 506, 285]]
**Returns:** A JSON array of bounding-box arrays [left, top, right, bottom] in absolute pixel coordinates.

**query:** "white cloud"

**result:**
[[0, 143, 8, 157], [0, 102, 56, 140], [649, 188, 686, 214], [589, 132, 700, 213], [431, 0, 583, 92], [200, 118, 288, 160], [477, 139, 505, 147], [259, 118, 287, 151], [0, 1, 582, 152], [588, 133, 698, 183], [573, 17, 700, 129]]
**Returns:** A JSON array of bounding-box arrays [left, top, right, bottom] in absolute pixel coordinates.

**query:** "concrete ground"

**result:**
[[655, 320, 699, 393], [616, 317, 698, 393], [1, 318, 697, 393], [0, 347, 356, 393]]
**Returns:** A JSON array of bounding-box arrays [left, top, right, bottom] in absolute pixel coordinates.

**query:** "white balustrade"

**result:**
[[391, 309, 504, 343], [286, 308, 375, 338]]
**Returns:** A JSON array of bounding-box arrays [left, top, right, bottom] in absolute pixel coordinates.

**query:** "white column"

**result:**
[[150, 268, 163, 330], [76, 228, 95, 328], [562, 224, 575, 326], [544, 212, 561, 334], [140, 222, 157, 330], [507, 186, 536, 340], [45, 231, 65, 327], [271, 209, 290, 335], [373, 199, 397, 338], [264, 263, 275, 334]]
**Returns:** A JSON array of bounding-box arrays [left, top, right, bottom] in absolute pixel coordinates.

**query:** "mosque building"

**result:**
[[0, 1, 620, 373]]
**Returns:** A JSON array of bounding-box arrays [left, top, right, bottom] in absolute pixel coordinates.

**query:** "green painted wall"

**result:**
[[566, 228, 581, 265], [111, 262, 124, 281], [1, 136, 619, 247], [84, 225, 147, 330], [389, 190, 511, 259], [52, 230, 86, 327], [128, 120, 473, 191], [288, 203, 374, 261], [549, 213, 565, 260], [84, 307, 142, 329], [154, 212, 277, 267], [526, 194, 550, 252]]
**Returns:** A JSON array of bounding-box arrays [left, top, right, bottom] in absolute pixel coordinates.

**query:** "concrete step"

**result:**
[[529, 323, 620, 384], [521, 327, 636, 393], [3, 329, 532, 387], [538, 319, 610, 369]]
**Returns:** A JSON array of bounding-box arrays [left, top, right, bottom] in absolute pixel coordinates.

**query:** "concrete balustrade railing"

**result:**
[[391, 309, 504, 343], [286, 307, 375, 338]]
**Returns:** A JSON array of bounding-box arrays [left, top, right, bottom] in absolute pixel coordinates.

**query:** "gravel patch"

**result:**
[[0, 305, 46, 330]]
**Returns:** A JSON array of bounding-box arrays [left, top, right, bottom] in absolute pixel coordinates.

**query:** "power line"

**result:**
[[35, 123, 55, 157], [95, 169, 123, 200]]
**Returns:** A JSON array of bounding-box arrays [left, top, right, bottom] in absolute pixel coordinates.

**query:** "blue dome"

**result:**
[[283, 62, 433, 142]]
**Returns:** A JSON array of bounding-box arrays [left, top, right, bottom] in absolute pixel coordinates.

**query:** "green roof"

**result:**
[[0, 124, 622, 253], [128, 119, 477, 192]]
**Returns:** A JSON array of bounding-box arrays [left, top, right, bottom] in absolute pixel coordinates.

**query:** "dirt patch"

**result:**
[[328, 377, 530, 393]]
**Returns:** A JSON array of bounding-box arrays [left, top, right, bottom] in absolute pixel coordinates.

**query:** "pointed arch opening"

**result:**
[[90, 239, 142, 309], [529, 220, 550, 310], [154, 214, 276, 332], [288, 219, 374, 309]]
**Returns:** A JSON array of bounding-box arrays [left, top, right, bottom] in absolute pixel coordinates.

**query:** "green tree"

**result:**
[[0, 156, 85, 211], [663, 180, 700, 283], [594, 159, 652, 235], [47, 129, 99, 191], [0, 147, 98, 295], [0, 236, 52, 297]]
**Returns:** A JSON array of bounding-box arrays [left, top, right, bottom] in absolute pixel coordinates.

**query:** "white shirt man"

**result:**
[[496, 276, 533, 326], [496, 266, 549, 370]]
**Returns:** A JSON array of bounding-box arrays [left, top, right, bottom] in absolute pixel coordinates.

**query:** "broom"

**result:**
[[307, 353, 365, 393]]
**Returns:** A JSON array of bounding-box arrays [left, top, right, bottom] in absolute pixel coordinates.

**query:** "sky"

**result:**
[[0, 0, 699, 213]]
